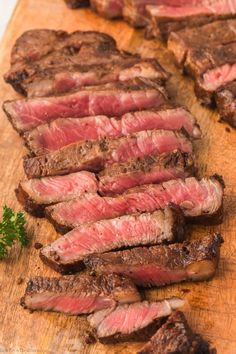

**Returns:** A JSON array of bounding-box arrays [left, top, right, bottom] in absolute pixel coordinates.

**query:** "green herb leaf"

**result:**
[[0, 205, 28, 258]]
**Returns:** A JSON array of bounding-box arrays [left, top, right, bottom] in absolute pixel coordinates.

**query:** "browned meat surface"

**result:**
[[21, 273, 140, 315], [87, 298, 185, 343], [138, 311, 216, 354], [64, 0, 90, 8], [215, 81, 236, 128], [84, 234, 223, 287]]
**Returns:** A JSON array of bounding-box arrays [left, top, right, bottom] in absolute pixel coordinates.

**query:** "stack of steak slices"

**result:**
[[3, 29, 223, 352]]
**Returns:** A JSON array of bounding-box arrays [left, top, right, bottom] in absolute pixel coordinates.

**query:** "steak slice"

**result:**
[[40, 206, 186, 273], [123, 0, 197, 28], [64, 0, 90, 8], [4, 30, 118, 95], [90, 0, 123, 18], [98, 151, 195, 196], [20, 57, 168, 98], [138, 311, 216, 354], [168, 19, 236, 67], [84, 233, 223, 287], [24, 106, 200, 156], [215, 81, 236, 128], [15, 171, 98, 217], [45, 176, 224, 233], [87, 298, 185, 343], [20, 273, 140, 315], [3, 79, 167, 133], [24, 129, 192, 178], [146, 1, 236, 41]]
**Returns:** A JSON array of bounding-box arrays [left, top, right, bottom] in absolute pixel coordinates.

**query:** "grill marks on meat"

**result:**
[[3, 79, 167, 133], [147, 1, 236, 41], [23, 106, 199, 156], [23, 130, 192, 178], [45, 176, 224, 232], [87, 298, 185, 343], [84, 233, 223, 287], [216, 81, 236, 128], [88, 298, 184, 343], [138, 311, 216, 354], [98, 151, 195, 196], [90, 0, 123, 18], [20, 273, 141, 315], [15, 171, 98, 217], [40, 206, 186, 273], [4, 30, 118, 95]]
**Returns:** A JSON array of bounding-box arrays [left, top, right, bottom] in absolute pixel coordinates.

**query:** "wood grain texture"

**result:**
[[0, 1, 235, 353]]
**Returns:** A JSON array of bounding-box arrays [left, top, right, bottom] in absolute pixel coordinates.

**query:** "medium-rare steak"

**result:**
[[4, 29, 118, 95], [40, 206, 186, 273], [215, 81, 236, 128], [84, 233, 223, 287], [24, 106, 200, 156], [168, 19, 236, 67], [45, 176, 224, 232], [146, 1, 236, 41], [98, 151, 195, 196], [90, 0, 123, 18], [138, 311, 216, 354], [24, 130, 192, 178], [3, 79, 167, 133], [64, 0, 90, 8], [87, 298, 185, 343], [15, 171, 98, 217], [20, 273, 140, 315], [123, 0, 197, 28]]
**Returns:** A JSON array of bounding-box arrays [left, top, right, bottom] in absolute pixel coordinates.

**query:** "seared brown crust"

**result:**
[[99, 317, 166, 344], [84, 233, 223, 285], [215, 81, 236, 129], [169, 204, 186, 244], [4, 30, 117, 96], [98, 151, 196, 181], [20, 273, 140, 312], [15, 185, 45, 217], [64, 0, 89, 8], [39, 251, 85, 274], [138, 311, 216, 354]]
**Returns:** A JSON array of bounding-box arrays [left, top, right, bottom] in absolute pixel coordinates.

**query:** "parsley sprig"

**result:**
[[0, 205, 28, 258]]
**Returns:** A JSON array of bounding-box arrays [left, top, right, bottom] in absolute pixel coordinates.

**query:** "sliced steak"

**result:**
[[20, 273, 140, 315], [24, 106, 200, 156], [147, 1, 236, 41], [84, 233, 223, 287], [21, 57, 168, 98], [45, 176, 224, 233], [90, 0, 123, 18], [40, 206, 186, 273], [98, 151, 195, 196], [15, 171, 98, 217], [215, 81, 236, 128], [168, 19, 236, 67], [87, 298, 184, 343], [64, 0, 90, 8], [138, 311, 216, 354], [4, 30, 118, 95], [24, 130, 192, 178], [3, 79, 167, 133], [123, 0, 197, 28]]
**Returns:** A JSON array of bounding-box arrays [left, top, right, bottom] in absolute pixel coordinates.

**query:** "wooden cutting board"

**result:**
[[0, 1, 235, 353]]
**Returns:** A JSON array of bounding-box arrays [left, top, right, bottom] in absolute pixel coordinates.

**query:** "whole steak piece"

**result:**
[[87, 298, 185, 343], [84, 233, 223, 287], [40, 206, 186, 273], [20, 273, 140, 315], [138, 311, 216, 354]]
